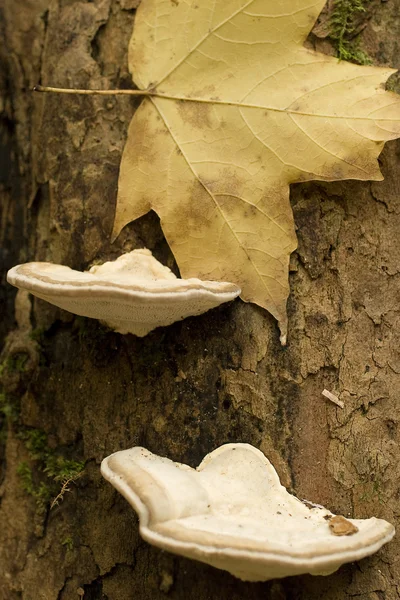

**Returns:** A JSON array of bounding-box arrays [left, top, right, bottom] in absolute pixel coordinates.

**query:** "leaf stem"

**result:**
[[33, 84, 152, 96]]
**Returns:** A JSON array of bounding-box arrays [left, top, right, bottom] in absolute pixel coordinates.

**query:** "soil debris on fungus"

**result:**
[[329, 515, 359, 536]]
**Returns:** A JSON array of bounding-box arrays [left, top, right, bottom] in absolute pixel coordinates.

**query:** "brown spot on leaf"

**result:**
[[166, 179, 217, 239], [218, 169, 242, 197], [189, 85, 216, 98], [177, 100, 213, 129], [125, 107, 159, 165]]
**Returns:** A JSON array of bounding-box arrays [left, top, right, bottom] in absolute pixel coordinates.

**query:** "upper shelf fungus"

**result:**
[[101, 443, 394, 582], [7, 249, 240, 336]]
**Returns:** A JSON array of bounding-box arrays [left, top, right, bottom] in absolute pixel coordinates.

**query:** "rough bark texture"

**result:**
[[1, 1, 400, 599]]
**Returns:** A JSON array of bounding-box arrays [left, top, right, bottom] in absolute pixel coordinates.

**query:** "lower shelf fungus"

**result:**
[[7, 249, 240, 336], [100, 443, 394, 582]]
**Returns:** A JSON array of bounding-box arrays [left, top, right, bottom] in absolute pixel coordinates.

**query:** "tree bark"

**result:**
[[1, 1, 400, 599]]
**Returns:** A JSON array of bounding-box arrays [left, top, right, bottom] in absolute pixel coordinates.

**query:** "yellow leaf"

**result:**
[[113, 0, 400, 342]]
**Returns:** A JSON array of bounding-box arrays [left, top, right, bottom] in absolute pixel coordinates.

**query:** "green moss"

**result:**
[[17, 428, 85, 513], [16, 462, 36, 496], [29, 327, 46, 345], [0, 353, 29, 379], [359, 479, 385, 504], [0, 392, 12, 418], [0, 350, 32, 443], [330, 0, 372, 65], [337, 469, 345, 482], [386, 73, 400, 94], [0, 360, 6, 380], [6, 353, 29, 373], [22, 428, 48, 458], [0, 392, 18, 444], [17, 461, 52, 512], [61, 536, 74, 551], [44, 453, 85, 483]]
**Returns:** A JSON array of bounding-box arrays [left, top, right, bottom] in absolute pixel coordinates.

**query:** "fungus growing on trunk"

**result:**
[[101, 443, 394, 582], [7, 249, 240, 336]]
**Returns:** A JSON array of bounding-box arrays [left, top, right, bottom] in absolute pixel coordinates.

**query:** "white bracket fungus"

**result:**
[[101, 443, 394, 582], [7, 249, 240, 336]]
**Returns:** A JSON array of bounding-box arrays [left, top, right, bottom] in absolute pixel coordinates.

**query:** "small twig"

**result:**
[[301, 498, 326, 510], [33, 84, 151, 96], [50, 472, 83, 509], [322, 388, 344, 409]]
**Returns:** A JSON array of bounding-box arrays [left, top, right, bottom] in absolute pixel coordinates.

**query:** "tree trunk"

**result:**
[[1, 1, 400, 599]]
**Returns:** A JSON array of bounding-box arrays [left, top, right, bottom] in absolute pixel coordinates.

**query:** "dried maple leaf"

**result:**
[[112, 0, 400, 342]]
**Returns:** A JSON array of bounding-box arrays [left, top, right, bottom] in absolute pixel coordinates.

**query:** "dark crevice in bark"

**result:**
[[0, 13, 24, 347], [82, 578, 108, 600]]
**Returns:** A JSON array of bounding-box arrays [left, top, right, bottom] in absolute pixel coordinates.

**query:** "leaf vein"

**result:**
[[152, 97, 280, 310], [289, 112, 370, 175], [154, 0, 256, 87], [213, 192, 289, 237], [243, 2, 323, 18]]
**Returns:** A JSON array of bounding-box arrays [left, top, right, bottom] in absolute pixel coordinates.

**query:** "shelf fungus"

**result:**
[[101, 444, 394, 582], [7, 250, 240, 336]]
